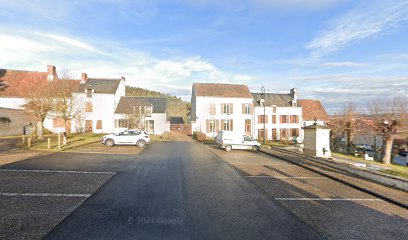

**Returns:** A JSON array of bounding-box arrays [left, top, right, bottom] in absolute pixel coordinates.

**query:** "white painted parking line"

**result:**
[[0, 192, 91, 198], [274, 198, 383, 201], [0, 169, 116, 174], [246, 176, 327, 179]]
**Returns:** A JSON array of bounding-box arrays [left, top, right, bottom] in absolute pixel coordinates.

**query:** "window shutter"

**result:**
[[265, 115, 268, 124], [216, 120, 220, 132], [272, 115, 276, 124], [230, 104, 233, 114], [242, 104, 245, 114], [221, 120, 225, 130], [221, 104, 225, 114], [280, 115, 283, 123], [96, 120, 102, 130], [230, 119, 233, 131], [258, 115, 261, 123]]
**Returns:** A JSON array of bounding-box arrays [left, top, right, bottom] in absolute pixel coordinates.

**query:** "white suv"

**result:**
[[101, 130, 151, 148]]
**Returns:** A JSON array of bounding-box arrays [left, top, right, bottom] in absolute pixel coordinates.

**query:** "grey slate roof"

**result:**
[[115, 96, 167, 114], [252, 93, 293, 107], [77, 78, 121, 94]]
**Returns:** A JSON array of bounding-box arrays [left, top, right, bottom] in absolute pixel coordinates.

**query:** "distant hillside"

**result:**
[[126, 86, 190, 122]]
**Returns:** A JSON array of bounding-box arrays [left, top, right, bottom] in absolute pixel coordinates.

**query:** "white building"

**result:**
[[114, 96, 170, 134], [0, 65, 170, 136], [297, 99, 330, 140], [252, 89, 302, 142], [191, 83, 254, 138]]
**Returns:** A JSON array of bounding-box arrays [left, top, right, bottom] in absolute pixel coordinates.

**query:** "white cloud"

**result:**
[[307, 0, 408, 57], [0, 28, 255, 99]]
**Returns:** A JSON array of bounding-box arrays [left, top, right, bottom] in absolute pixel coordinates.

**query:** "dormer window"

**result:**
[[145, 106, 153, 116], [86, 89, 93, 98]]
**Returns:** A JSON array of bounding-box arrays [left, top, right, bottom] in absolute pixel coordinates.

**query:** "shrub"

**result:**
[[193, 131, 206, 141]]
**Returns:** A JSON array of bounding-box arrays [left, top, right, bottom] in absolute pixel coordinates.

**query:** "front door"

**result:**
[[146, 120, 154, 134]]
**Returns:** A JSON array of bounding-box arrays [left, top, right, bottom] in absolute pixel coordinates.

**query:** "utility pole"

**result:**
[[261, 86, 266, 145]]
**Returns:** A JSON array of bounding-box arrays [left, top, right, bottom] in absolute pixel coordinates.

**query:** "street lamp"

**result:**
[[261, 86, 266, 144]]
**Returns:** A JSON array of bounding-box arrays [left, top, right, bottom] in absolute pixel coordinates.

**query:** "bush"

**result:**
[[193, 131, 206, 141]]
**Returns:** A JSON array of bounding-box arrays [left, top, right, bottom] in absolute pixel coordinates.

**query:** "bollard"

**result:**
[[27, 138, 31, 149], [22, 135, 25, 144], [63, 136, 67, 145], [58, 132, 61, 150], [47, 138, 51, 149]]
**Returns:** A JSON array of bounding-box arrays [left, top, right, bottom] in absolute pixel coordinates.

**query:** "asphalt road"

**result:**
[[45, 141, 324, 240]]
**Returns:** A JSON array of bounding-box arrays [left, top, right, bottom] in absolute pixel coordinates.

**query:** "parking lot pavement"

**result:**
[[68, 142, 144, 155], [207, 146, 408, 240], [0, 151, 135, 240]]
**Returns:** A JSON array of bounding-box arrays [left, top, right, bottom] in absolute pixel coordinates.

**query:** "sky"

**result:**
[[1, 0, 408, 113]]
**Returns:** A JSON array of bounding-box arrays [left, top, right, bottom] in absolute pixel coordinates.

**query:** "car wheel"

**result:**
[[225, 145, 232, 152], [252, 146, 258, 152], [137, 140, 146, 148], [105, 139, 114, 147]]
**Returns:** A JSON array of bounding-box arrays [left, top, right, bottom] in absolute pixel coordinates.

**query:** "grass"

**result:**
[[18, 133, 104, 152], [332, 152, 408, 179], [149, 133, 172, 141]]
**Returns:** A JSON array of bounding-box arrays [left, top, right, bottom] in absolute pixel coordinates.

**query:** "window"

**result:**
[[280, 128, 288, 139], [85, 120, 92, 132], [245, 119, 251, 134], [243, 135, 251, 141], [272, 129, 277, 140], [291, 115, 299, 123], [221, 103, 233, 114], [209, 103, 216, 115], [281, 115, 289, 123], [258, 115, 268, 124], [272, 115, 276, 124], [291, 128, 299, 137], [96, 120, 102, 130], [86, 89, 93, 98], [86, 102, 93, 112], [206, 119, 218, 133], [145, 106, 153, 116], [221, 119, 233, 131], [258, 129, 268, 141], [242, 103, 251, 114], [272, 105, 277, 113], [116, 119, 129, 128]]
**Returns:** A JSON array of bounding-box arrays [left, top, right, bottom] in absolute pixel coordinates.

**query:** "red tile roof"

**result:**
[[0, 68, 80, 97], [298, 99, 330, 122], [0, 69, 48, 97], [193, 83, 252, 98]]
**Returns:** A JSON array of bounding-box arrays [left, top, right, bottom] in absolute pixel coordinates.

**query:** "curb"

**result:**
[[260, 148, 408, 210]]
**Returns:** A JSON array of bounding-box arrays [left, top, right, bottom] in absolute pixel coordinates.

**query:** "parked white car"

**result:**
[[215, 131, 261, 152], [101, 130, 150, 148]]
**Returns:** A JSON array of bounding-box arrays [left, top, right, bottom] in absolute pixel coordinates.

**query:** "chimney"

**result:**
[[121, 76, 126, 81], [47, 65, 57, 81], [290, 88, 298, 107], [81, 73, 88, 84]]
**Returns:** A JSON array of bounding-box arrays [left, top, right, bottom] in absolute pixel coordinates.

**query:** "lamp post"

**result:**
[[261, 86, 266, 144]]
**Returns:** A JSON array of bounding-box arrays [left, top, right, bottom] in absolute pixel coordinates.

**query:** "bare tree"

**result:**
[[329, 103, 360, 153], [50, 69, 83, 135], [0, 78, 7, 93], [20, 75, 54, 140], [364, 96, 408, 164], [123, 98, 151, 130]]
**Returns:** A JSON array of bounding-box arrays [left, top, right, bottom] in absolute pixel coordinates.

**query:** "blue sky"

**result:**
[[1, 0, 407, 113]]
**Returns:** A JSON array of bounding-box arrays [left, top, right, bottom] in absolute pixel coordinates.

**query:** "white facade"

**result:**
[[114, 113, 170, 135], [253, 106, 302, 142], [303, 126, 331, 158], [192, 96, 253, 138]]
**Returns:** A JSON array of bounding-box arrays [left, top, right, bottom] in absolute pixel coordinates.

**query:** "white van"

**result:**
[[215, 131, 261, 152]]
